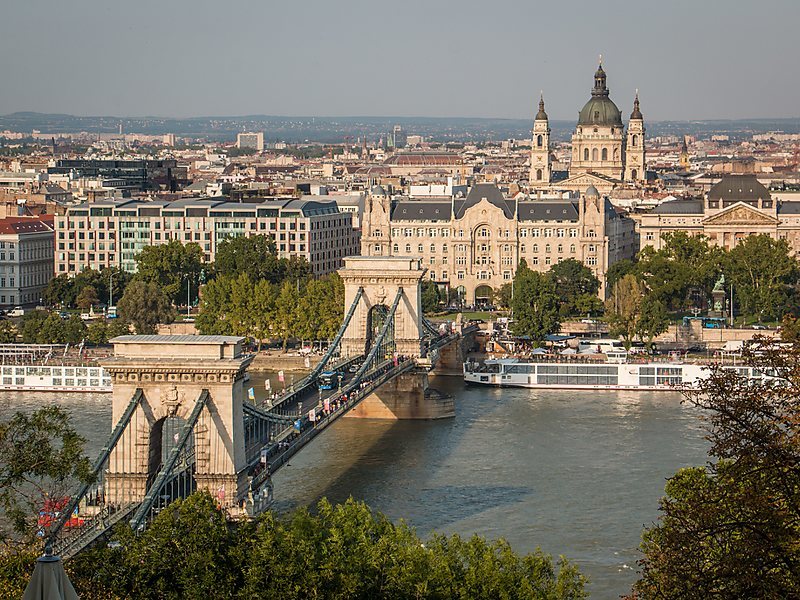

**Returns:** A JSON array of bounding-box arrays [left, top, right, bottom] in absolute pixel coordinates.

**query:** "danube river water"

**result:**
[[0, 376, 708, 599]]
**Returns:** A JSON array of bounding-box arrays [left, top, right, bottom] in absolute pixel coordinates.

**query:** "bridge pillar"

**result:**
[[339, 257, 425, 358], [99, 335, 253, 510], [347, 370, 454, 420]]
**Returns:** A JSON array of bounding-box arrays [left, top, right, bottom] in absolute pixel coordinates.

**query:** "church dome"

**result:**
[[370, 184, 386, 196], [585, 185, 600, 198], [577, 63, 623, 127]]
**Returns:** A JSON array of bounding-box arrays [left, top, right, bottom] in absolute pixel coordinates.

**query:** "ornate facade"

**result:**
[[638, 175, 800, 253], [361, 183, 637, 301], [531, 62, 646, 190]]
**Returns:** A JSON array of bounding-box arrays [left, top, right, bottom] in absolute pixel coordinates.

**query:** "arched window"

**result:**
[[631, 169, 638, 180], [405, 244, 411, 253], [430, 244, 436, 253], [613, 147, 619, 161], [570, 244, 576, 253], [532, 244, 539, 253], [536, 168, 543, 180], [557, 244, 563, 253], [632, 134, 638, 147], [545, 244, 551, 253], [537, 134, 543, 147], [601, 148, 608, 161], [418, 244, 424, 253], [392, 243, 399, 253], [583, 148, 589, 161], [592, 148, 598, 161]]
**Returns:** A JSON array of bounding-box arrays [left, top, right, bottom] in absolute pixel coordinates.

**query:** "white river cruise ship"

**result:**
[[463, 357, 764, 391]]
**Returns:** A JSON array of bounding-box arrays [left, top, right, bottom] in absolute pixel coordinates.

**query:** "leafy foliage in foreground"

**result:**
[[631, 339, 800, 598], [57, 494, 586, 600]]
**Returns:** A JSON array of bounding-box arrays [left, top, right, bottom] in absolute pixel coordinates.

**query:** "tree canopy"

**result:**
[[134, 240, 204, 305], [632, 340, 800, 598], [117, 280, 176, 334], [54, 494, 587, 600], [547, 258, 601, 317], [511, 260, 560, 343]]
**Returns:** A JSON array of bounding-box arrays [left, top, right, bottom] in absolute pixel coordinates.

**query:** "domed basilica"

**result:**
[[530, 61, 646, 192]]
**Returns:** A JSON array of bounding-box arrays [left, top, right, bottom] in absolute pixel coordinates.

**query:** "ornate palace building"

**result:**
[[361, 182, 637, 302], [530, 61, 646, 194], [638, 175, 800, 253]]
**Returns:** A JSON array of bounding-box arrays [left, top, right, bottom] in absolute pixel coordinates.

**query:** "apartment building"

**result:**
[[55, 198, 359, 276], [0, 216, 55, 307]]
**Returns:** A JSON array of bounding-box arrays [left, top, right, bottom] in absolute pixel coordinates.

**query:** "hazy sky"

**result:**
[[2, 0, 797, 121]]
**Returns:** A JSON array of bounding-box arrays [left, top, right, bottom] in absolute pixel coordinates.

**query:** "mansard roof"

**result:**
[[391, 199, 452, 221], [649, 198, 704, 215], [518, 201, 579, 222], [453, 183, 515, 219], [708, 175, 771, 203]]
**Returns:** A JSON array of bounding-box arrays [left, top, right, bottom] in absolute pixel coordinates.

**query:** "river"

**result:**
[[0, 376, 708, 599]]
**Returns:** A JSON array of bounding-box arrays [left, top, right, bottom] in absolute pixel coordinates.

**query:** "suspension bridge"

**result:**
[[47, 257, 476, 559]]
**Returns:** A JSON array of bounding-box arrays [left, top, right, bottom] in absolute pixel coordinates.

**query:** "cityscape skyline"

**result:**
[[2, 0, 798, 121]]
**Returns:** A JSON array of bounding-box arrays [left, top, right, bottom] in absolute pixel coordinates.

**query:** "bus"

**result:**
[[683, 316, 727, 329], [318, 371, 340, 390]]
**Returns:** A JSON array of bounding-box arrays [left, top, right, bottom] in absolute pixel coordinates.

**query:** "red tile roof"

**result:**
[[0, 216, 54, 235]]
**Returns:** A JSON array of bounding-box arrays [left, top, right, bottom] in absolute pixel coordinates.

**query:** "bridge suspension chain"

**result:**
[[128, 389, 211, 532]]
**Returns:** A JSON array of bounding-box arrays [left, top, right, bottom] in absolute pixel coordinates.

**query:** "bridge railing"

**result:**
[[247, 357, 417, 500], [48, 388, 146, 557]]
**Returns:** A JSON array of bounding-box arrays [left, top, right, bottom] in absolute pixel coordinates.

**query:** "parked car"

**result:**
[[751, 324, 768, 330], [7, 307, 24, 317], [58, 311, 70, 320]]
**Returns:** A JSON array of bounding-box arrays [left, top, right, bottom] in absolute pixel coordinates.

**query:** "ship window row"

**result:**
[[537, 365, 617, 375], [3, 366, 105, 377], [538, 375, 618, 385]]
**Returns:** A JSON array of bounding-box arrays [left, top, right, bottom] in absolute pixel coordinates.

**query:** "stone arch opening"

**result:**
[[537, 134, 543, 147], [601, 147, 608, 161], [592, 148, 598, 161], [631, 169, 638, 180], [365, 304, 395, 359], [536, 168, 543, 181], [147, 414, 194, 490], [475, 285, 493, 308], [583, 148, 589, 161]]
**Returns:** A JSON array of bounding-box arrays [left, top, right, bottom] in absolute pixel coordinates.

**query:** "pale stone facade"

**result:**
[[361, 183, 637, 301], [99, 335, 253, 511], [638, 175, 800, 253], [529, 96, 552, 184], [338, 256, 425, 358]]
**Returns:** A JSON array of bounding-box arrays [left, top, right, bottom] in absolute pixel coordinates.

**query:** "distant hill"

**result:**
[[1, 112, 799, 143]]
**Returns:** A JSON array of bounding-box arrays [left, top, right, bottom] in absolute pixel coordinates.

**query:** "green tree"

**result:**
[[547, 258, 601, 318], [118, 280, 176, 334], [196, 275, 237, 336], [134, 239, 204, 305], [496, 283, 513, 310], [63, 314, 88, 344], [605, 258, 638, 291], [636, 295, 669, 351], [420, 279, 441, 314], [20, 311, 49, 344], [295, 274, 344, 341], [632, 341, 800, 598], [42, 274, 75, 308], [0, 320, 17, 343], [106, 319, 132, 339], [214, 234, 284, 283], [725, 234, 798, 321], [511, 260, 560, 343], [75, 285, 99, 310], [37, 313, 67, 343], [636, 232, 721, 310], [605, 274, 645, 349], [273, 281, 300, 350], [86, 321, 109, 345], [0, 407, 93, 544]]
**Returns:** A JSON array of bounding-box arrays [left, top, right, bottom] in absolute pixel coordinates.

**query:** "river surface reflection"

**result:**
[[0, 375, 708, 599]]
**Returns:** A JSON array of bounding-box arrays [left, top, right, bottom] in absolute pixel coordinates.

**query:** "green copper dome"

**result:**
[[577, 64, 623, 127]]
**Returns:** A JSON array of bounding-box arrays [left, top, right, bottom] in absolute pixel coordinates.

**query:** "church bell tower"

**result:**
[[529, 94, 551, 186], [624, 92, 646, 183]]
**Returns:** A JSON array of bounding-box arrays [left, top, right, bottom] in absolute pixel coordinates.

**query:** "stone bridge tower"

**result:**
[[99, 336, 253, 510], [339, 256, 425, 358]]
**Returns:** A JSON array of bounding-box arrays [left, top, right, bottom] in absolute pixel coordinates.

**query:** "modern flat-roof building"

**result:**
[[55, 198, 359, 276], [47, 159, 187, 191], [0, 216, 54, 307], [361, 182, 636, 301]]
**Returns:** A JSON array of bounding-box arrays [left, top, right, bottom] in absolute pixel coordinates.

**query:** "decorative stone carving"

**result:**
[[704, 204, 777, 226], [161, 385, 184, 417]]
